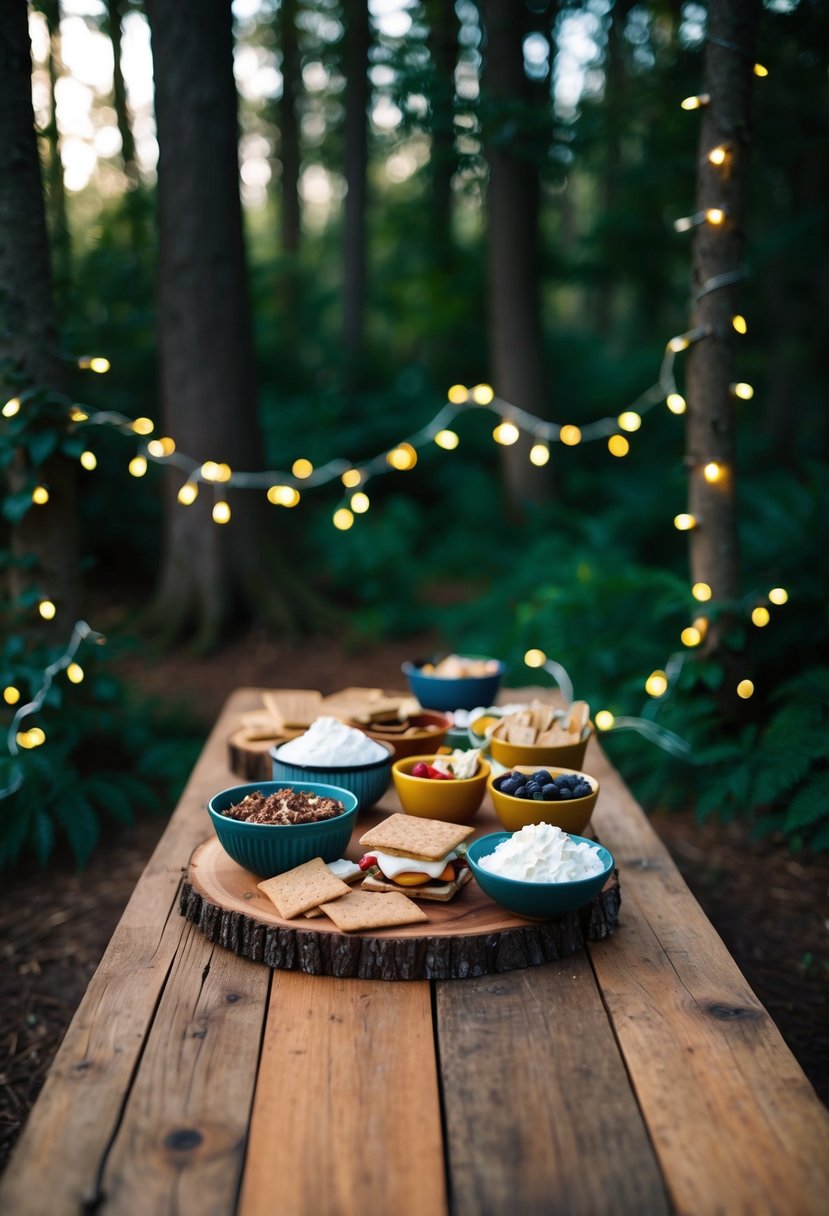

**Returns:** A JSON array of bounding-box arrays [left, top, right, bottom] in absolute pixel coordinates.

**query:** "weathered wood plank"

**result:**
[[99, 922, 269, 1216], [588, 743, 829, 1216], [0, 690, 262, 1216], [437, 955, 671, 1216], [238, 972, 448, 1216]]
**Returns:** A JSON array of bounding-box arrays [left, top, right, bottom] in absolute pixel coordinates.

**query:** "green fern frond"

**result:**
[[784, 772, 829, 834]]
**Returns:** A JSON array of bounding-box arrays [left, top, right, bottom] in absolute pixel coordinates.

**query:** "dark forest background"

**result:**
[[1, 0, 828, 868]]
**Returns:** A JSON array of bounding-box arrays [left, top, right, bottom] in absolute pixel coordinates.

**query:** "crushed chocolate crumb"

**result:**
[[220, 788, 345, 825]]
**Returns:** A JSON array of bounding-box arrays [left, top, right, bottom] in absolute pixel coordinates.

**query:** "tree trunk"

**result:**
[[144, 0, 286, 651], [595, 0, 633, 337], [480, 0, 551, 510], [106, 0, 139, 185], [273, 0, 302, 347], [0, 0, 80, 625], [425, 0, 458, 254], [685, 0, 760, 625], [40, 0, 71, 296], [341, 0, 370, 371]]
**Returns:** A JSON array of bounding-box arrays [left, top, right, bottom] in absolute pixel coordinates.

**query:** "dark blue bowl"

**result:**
[[466, 831, 614, 920], [207, 780, 359, 878], [402, 657, 505, 712]]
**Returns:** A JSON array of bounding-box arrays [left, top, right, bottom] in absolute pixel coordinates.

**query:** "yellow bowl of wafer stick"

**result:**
[[488, 700, 592, 770]]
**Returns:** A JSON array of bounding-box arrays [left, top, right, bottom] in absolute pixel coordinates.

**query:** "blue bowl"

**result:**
[[466, 831, 614, 920], [207, 780, 359, 878], [270, 741, 394, 810], [402, 657, 505, 712]]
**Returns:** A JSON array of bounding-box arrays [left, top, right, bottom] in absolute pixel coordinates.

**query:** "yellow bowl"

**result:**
[[489, 727, 591, 771], [392, 754, 490, 824], [488, 766, 599, 835]]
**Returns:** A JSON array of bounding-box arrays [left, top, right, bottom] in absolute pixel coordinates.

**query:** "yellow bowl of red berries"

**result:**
[[392, 754, 490, 823]]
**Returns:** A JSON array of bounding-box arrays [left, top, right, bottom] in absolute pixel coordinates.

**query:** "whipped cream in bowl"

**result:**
[[466, 823, 614, 920], [271, 717, 394, 811]]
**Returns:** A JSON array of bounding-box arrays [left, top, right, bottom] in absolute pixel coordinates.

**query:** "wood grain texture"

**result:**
[[238, 972, 447, 1216], [181, 835, 621, 979], [0, 689, 262, 1216], [98, 922, 269, 1216], [437, 956, 671, 1216], [588, 742, 829, 1216]]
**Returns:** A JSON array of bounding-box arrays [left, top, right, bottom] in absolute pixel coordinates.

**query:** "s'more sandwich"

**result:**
[[357, 813, 474, 902]]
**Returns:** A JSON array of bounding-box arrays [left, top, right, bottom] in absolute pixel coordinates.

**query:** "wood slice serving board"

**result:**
[[181, 800, 621, 981]]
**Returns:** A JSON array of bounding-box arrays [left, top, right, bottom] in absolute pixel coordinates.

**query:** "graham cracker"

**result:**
[[304, 862, 363, 918], [262, 689, 323, 731], [318, 889, 429, 931], [359, 813, 473, 862], [257, 856, 350, 920], [565, 700, 591, 736]]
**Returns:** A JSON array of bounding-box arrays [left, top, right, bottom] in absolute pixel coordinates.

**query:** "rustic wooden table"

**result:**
[[3, 687, 829, 1216]]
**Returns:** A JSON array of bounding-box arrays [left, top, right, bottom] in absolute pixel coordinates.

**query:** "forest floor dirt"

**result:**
[[1, 625, 828, 1171]]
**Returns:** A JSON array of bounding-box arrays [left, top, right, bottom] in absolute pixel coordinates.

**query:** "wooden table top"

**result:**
[[3, 686, 829, 1216]]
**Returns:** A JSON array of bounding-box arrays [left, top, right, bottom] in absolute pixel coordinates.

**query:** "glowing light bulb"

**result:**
[[66, 662, 84, 684], [705, 207, 725, 226], [333, 507, 354, 531], [595, 710, 615, 731], [215, 463, 232, 482], [69, 406, 89, 422], [32, 485, 49, 505], [447, 384, 468, 404], [732, 315, 747, 335], [471, 383, 494, 405], [681, 626, 702, 647], [178, 482, 198, 505], [3, 686, 21, 705], [707, 145, 728, 166], [732, 382, 754, 400], [17, 727, 46, 749], [147, 437, 176, 458], [292, 458, 313, 479], [692, 582, 712, 602], [38, 599, 57, 620], [693, 616, 709, 638], [668, 335, 690, 353], [131, 417, 154, 435], [2, 396, 21, 417], [680, 93, 709, 110], [559, 425, 582, 446], [737, 679, 755, 699], [753, 63, 768, 77], [80, 450, 97, 470], [493, 422, 520, 446], [387, 443, 417, 470], [89, 357, 110, 374], [751, 606, 770, 627], [608, 434, 629, 457], [341, 469, 362, 488], [666, 393, 687, 415], [434, 429, 459, 450], [617, 411, 642, 433], [768, 587, 788, 605], [129, 455, 148, 477], [703, 461, 723, 483], [645, 671, 669, 698], [212, 501, 231, 525], [674, 513, 697, 531], [267, 485, 300, 508], [529, 443, 549, 466], [524, 648, 547, 668], [350, 491, 370, 514], [201, 461, 220, 481]]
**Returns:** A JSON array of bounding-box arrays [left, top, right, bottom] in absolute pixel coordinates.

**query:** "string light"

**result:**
[[434, 429, 459, 450], [66, 663, 84, 684], [212, 500, 231, 524], [471, 384, 495, 405], [350, 491, 370, 514], [387, 443, 417, 470], [69, 406, 89, 422], [617, 411, 642, 432], [32, 485, 49, 505], [703, 462, 723, 483], [731, 382, 754, 399], [341, 469, 362, 488], [333, 507, 354, 531], [673, 207, 726, 233], [753, 63, 768, 77], [523, 648, 547, 668], [128, 455, 148, 477], [292, 458, 313, 479], [178, 481, 198, 505], [17, 727, 46, 749], [737, 679, 755, 698], [147, 437, 176, 457], [707, 145, 729, 166], [751, 606, 770, 627], [493, 421, 520, 446], [645, 670, 669, 697], [267, 484, 300, 507], [768, 587, 788, 605], [77, 356, 111, 373], [666, 393, 686, 415], [692, 582, 712, 602], [3, 687, 21, 705], [38, 599, 57, 620], [674, 513, 697, 531], [732, 315, 747, 334], [80, 450, 97, 470], [2, 397, 21, 418], [595, 710, 615, 731], [131, 416, 154, 435], [529, 442, 549, 466], [447, 384, 468, 404], [608, 434, 629, 457], [680, 93, 710, 110], [559, 425, 582, 446], [681, 626, 702, 647]]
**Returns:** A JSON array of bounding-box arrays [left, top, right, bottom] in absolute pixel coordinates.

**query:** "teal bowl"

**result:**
[[270, 741, 394, 810], [207, 781, 359, 878], [466, 832, 614, 920], [402, 657, 504, 712]]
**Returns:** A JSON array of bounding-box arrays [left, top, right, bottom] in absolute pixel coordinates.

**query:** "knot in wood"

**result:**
[[705, 1002, 760, 1021], [164, 1127, 203, 1152]]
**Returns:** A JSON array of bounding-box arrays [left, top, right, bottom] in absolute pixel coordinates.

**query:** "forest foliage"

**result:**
[[1, 0, 828, 866]]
